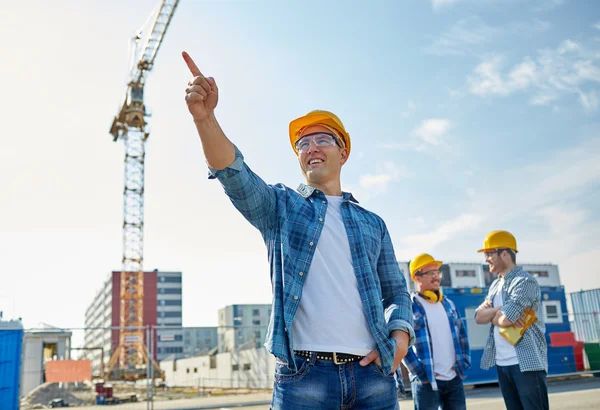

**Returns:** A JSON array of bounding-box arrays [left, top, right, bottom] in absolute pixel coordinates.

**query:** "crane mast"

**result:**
[[106, 0, 179, 380]]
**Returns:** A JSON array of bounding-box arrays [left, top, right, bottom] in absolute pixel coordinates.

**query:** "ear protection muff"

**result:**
[[419, 288, 443, 303]]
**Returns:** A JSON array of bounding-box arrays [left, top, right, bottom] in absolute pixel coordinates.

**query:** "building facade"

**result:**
[[182, 327, 218, 357], [398, 261, 560, 293], [217, 304, 271, 353], [83, 270, 183, 374]]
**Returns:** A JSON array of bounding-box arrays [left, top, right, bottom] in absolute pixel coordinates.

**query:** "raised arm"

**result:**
[[182, 52, 276, 231], [183, 51, 235, 170]]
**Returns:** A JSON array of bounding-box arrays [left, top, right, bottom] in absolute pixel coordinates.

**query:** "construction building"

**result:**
[[84, 270, 183, 374], [182, 327, 218, 357], [218, 304, 271, 353], [398, 261, 560, 293]]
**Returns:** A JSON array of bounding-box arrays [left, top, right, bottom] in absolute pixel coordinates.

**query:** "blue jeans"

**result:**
[[271, 352, 399, 409], [496, 365, 549, 410], [411, 376, 466, 410]]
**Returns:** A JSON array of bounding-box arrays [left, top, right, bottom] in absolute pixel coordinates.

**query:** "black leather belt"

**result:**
[[294, 350, 364, 365]]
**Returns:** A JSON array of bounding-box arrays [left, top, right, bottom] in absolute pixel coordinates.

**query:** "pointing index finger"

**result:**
[[182, 51, 202, 77]]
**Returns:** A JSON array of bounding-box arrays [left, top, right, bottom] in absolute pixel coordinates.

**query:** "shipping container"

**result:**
[[445, 286, 576, 385], [570, 288, 600, 342], [0, 320, 24, 410]]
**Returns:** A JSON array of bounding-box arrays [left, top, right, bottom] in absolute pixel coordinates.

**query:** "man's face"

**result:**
[[296, 125, 348, 185], [415, 263, 442, 292], [485, 250, 506, 274]]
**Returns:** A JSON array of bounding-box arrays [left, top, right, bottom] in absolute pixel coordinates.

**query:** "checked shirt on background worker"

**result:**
[[182, 51, 414, 410], [474, 230, 549, 410], [401, 253, 470, 410]]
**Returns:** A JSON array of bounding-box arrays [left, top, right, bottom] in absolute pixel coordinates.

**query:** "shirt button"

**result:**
[[299, 272, 304, 276], [284, 327, 287, 332], [322, 200, 326, 204], [309, 241, 314, 246], [294, 296, 298, 300], [318, 218, 323, 222]]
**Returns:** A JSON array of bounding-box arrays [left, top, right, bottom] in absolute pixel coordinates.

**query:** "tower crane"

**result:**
[[106, 0, 179, 380]]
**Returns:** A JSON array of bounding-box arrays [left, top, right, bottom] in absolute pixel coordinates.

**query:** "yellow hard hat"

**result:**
[[409, 253, 443, 281], [477, 230, 518, 253], [289, 110, 351, 156]]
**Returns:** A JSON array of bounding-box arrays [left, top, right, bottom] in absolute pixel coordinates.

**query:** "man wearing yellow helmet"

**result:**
[[474, 230, 548, 410], [401, 254, 470, 410], [182, 53, 413, 409]]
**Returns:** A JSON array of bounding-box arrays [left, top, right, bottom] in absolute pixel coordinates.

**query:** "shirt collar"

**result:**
[[296, 183, 359, 203]]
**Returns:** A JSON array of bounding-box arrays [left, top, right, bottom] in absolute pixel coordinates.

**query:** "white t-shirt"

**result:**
[[493, 278, 519, 366], [416, 295, 457, 381], [291, 195, 376, 356]]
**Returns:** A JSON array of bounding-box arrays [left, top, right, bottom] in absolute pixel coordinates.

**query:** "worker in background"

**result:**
[[474, 230, 549, 410], [402, 254, 470, 410], [182, 52, 414, 410]]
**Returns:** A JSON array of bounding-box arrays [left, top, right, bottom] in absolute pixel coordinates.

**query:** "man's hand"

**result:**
[[480, 299, 492, 310], [359, 330, 409, 372], [493, 309, 529, 328], [513, 314, 526, 328], [182, 51, 219, 122]]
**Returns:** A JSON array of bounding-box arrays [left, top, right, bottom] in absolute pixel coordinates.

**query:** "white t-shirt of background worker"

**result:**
[[416, 295, 457, 381], [291, 195, 376, 356], [493, 278, 519, 366]]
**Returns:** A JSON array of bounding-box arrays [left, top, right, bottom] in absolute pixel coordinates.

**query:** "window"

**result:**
[[252, 309, 260, 317], [159, 288, 181, 295], [440, 264, 452, 287], [456, 270, 476, 277], [194, 368, 198, 373], [483, 265, 494, 287], [531, 271, 549, 278], [234, 317, 243, 326], [160, 311, 181, 318], [543, 301, 563, 324], [160, 276, 182, 283], [243, 363, 251, 371], [464, 307, 490, 349], [232, 364, 239, 371], [252, 319, 261, 326], [210, 356, 217, 369]]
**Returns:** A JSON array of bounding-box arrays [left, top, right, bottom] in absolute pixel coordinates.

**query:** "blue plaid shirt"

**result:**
[[401, 294, 470, 391], [208, 146, 414, 375], [477, 266, 547, 373]]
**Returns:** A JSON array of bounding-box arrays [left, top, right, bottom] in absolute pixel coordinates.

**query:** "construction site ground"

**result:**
[[24, 374, 600, 410]]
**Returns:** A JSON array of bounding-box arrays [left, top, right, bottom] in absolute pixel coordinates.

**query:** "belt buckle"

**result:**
[[333, 352, 343, 365]]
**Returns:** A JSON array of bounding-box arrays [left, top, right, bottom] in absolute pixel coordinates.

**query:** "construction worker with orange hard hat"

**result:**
[[474, 230, 549, 410], [401, 253, 470, 410], [182, 51, 414, 410]]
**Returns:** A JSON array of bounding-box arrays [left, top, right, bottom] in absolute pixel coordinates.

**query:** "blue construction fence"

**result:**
[[0, 321, 23, 410]]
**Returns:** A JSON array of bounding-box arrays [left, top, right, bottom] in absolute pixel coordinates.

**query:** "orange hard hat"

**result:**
[[289, 110, 351, 156]]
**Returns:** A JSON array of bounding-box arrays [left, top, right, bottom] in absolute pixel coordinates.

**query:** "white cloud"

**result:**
[[401, 100, 417, 118], [412, 119, 452, 146], [358, 162, 409, 196], [467, 40, 600, 110], [432, 0, 462, 11], [578, 89, 599, 112], [426, 17, 551, 56], [396, 137, 600, 268], [399, 213, 484, 256], [594, 22, 600, 31]]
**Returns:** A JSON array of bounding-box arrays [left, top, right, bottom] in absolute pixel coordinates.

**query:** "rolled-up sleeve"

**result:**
[[379, 225, 415, 347], [502, 277, 539, 323], [208, 145, 277, 232]]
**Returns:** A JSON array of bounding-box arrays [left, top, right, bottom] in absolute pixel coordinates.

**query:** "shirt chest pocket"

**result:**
[[358, 222, 382, 260]]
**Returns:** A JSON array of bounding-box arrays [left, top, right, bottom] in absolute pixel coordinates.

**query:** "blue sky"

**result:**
[[1, 0, 599, 328]]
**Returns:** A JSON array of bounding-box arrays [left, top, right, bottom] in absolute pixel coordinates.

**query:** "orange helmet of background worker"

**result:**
[[289, 110, 351, 156], [477, 230, 519, 253], [409, 253, 443, 281]]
